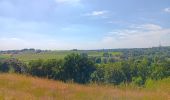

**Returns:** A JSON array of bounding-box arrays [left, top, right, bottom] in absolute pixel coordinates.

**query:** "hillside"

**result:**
[[0, 73, 169, 100]]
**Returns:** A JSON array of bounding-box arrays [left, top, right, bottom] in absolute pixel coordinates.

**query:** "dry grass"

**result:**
[[0, 73, 169, 100]]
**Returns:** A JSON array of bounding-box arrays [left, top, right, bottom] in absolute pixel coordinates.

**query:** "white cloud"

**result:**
[[141, 24, 162, 30], [164, 7, 170, 13], [55, 0, 81, 6], [1, 23, 169, 50], [91, 11, 107, 16], [130, 24, 162, 30], [84, 10, 109, 18], [101, 24, 170, 48]]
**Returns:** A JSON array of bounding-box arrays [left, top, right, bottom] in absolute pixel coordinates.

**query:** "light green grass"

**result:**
[[0, 54, 11, 60], [13, 51, 70, 62], [13, 51, 122, 62]]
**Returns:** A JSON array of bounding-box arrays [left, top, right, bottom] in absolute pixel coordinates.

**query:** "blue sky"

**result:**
[[0, 0, 170, 50]]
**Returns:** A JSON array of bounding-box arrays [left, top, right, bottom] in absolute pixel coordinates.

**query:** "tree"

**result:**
[[0, 62, 9, 72], [104, 63, 125, 85], [51, 59, 64, 80], [63, 53, 96, 83], [151, 59, 170, 80], [28, 59, 44, 76], [95, 57, 101, 63], [90, 65, 105, 83], [103, 52, 109, 57], [121, 61, 132, 83], [0, 59, 27, 73], [132, 76, 143, 86], [135, 57, 150, 83]]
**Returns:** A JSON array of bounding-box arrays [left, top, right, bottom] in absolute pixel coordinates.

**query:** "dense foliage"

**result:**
[[0, 58, 26, 73], [0, 46, 170, 86], [28, 53, 96, 83]]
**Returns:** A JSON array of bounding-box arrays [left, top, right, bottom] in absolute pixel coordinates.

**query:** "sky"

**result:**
[[0, 0, 170, 50]]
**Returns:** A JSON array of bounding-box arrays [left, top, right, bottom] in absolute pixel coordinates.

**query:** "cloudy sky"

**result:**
[[0, 0, 170, 50]]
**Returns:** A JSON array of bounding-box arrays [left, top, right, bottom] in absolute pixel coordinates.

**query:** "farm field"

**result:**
[[0, 73, 169, 100], [0, 54, 11, 60], [12, 51, 121, 62]]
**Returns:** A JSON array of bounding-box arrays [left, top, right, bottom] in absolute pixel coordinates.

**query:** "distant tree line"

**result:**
[[0, 48, 49, 54]]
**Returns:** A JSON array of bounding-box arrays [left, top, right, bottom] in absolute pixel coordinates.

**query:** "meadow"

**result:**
[[12, 51, 121, 62], [0, 73, 169, 100], [0, 54, 11, 60]]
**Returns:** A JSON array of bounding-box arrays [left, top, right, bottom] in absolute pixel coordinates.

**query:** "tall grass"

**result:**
[[0, 73, 169, 100]]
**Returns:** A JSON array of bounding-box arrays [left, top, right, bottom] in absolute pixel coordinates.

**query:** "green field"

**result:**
[[12, 51, 122, 62], [0, 54, 11, 60]]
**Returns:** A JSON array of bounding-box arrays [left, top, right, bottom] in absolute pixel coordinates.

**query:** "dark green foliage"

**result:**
[[0, 62, 9, 72], [121, 61, 132, 82], [95, 57, 101, 63], [150, 59, 170, 80], [135, 58, 150, 82], [132, 76, 144, 86], [102, 58, 108, 64], [91, 55, 170, 86], [91, 63, 125, 85], [51, 60, 64, 80], [63, 53, 96, 83], [103, 52, 110, 57], [27, 53, 96, 83], [28, 59, 64, 79], [28, 59, 44, 76], [104, 64, 125, 85], [90, 65, 105, 83], [0, 58, 27, 73]]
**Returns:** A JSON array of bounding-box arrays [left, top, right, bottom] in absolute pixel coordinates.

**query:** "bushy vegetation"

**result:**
[[27, 53, 96, 83], [0, 46, 170, 86], [0, 58, 26, 73], [91, 57, 170, 85]]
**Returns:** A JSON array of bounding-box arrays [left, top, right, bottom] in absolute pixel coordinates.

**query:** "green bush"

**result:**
[[132, 76, 144, 86]]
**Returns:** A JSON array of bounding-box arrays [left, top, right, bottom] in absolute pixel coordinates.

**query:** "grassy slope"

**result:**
[[0, 74, 169, 100]]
